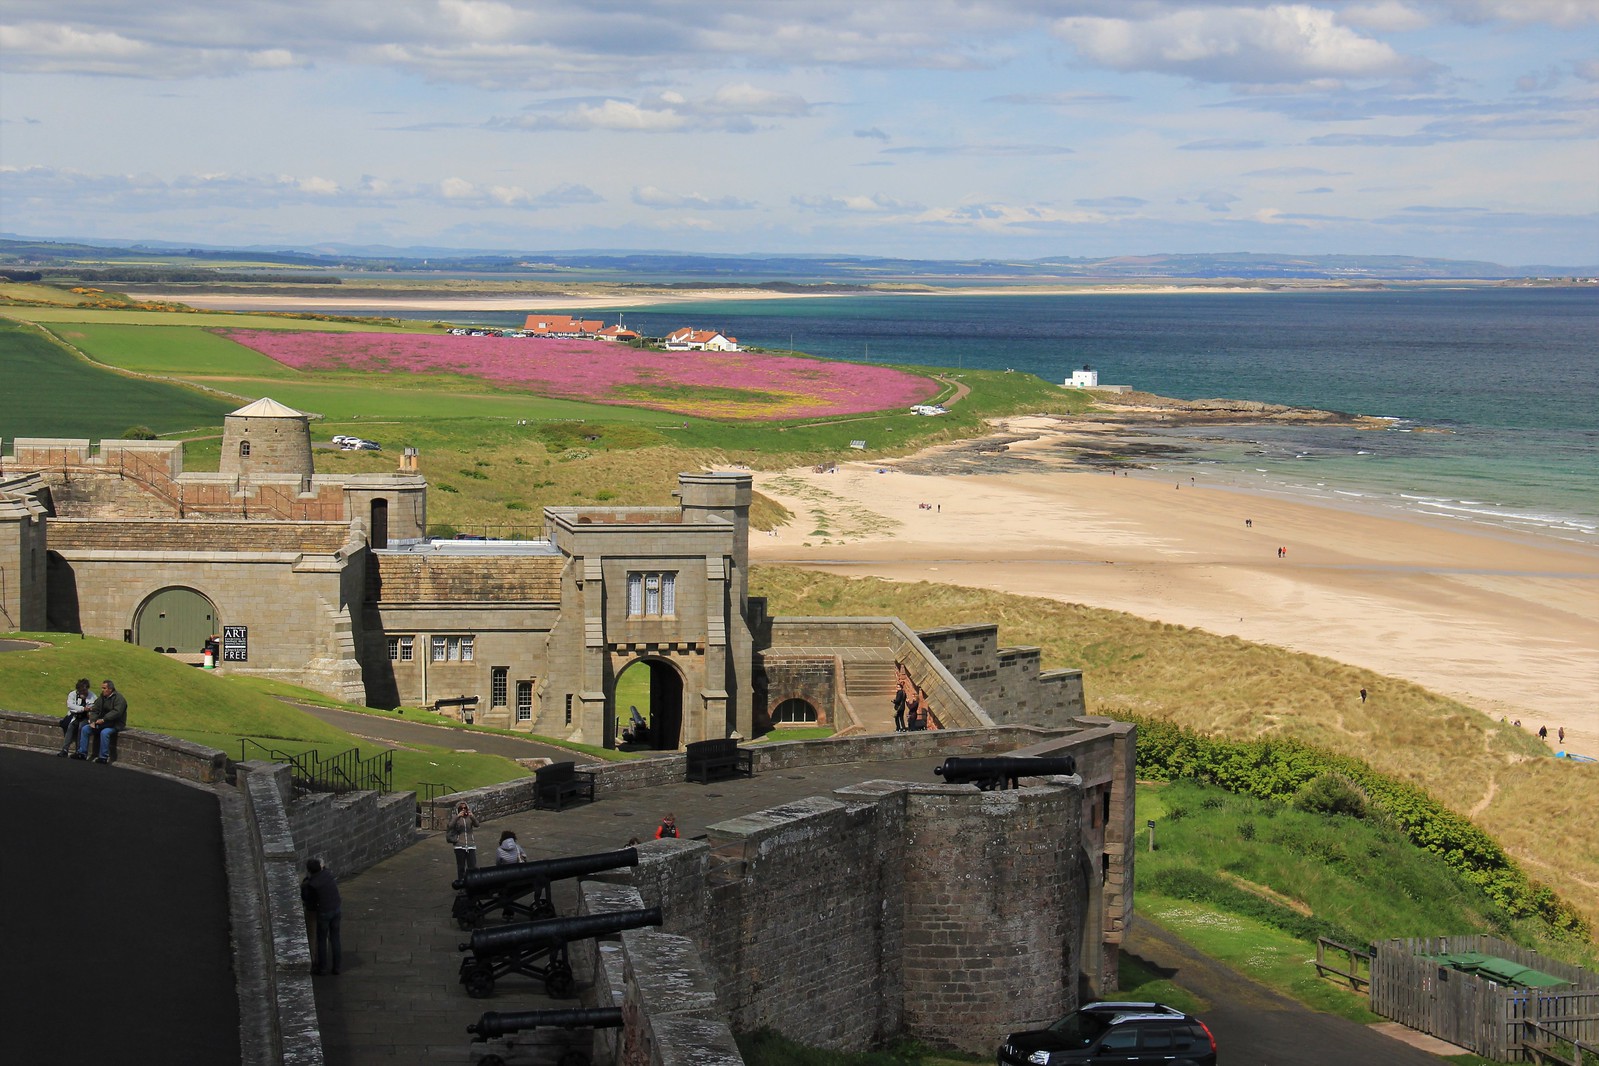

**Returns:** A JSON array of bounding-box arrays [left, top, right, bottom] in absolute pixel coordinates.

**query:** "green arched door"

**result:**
[[136, 587, 218, 653]]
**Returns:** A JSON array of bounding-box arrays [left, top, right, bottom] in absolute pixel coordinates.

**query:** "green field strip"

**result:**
[[3, 307, 427, 332], [54, 322, 302, 377]]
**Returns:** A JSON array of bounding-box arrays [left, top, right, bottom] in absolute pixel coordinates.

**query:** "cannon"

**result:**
[[468, 1007, 624, 1066], [934, 755, 1077, 791], [458, 906, 662, 998], [452, 848, 638, 929]]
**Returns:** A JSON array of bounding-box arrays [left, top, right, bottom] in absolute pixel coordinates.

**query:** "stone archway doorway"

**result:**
[[135, 587, 218, 654], [614, 657, 684, 751]]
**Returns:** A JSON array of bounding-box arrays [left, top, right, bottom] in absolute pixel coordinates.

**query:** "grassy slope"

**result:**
[[0, 634, 530, 794], [749, 568, 1599, 941]]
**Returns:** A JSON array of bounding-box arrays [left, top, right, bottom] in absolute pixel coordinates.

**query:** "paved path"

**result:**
[[1123, 920, 1451, 1065], [288, 703, 588, 763], [0, 745, 238, 1063]]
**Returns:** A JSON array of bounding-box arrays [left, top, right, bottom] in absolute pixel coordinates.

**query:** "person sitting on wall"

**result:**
[[76, 679, 128, 763], [58, 678, 94, 757]]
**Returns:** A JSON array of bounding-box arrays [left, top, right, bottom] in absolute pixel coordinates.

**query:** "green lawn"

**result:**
[[0, 633, 531, 795]]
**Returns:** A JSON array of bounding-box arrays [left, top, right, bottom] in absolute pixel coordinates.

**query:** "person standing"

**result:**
[[76, 679, 127, 762], [447, 801, 479, 879], [59, 678, 94, 756], [299, 859, 343, 976], [1359, 688, 1368, 704], [892, 683, 907, 732], [655, 813, 679, 839], [1559, 726, 1566, 746], [1538, 725, 1549, 743]]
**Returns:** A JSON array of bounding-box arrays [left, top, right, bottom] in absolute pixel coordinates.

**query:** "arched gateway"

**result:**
[[135, 586, 218, 654]]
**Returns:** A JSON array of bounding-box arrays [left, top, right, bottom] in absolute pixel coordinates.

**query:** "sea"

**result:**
[[365, 288, 1599, 543]]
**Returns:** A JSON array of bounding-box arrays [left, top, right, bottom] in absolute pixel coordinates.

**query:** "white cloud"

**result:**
[[792, 193, 922, 213], [631, 186, 757, 211], [1052, 5, 1419, 85], [1340, 2, 1431, 32]]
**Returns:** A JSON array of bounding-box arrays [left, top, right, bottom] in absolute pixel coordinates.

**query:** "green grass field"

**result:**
[[0, 318, 235, 438]]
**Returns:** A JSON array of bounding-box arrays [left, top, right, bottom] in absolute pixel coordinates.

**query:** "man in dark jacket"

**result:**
[[300, 859, 343, 976], [76, 679, 128, 762]]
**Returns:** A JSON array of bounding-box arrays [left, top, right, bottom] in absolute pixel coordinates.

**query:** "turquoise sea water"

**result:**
[[372, 289, 1599, 542]]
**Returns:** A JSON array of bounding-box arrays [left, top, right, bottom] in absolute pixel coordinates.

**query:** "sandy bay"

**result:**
[[749, 416, 1599, 758]]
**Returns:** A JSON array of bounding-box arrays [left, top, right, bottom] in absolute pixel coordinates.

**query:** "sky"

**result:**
[[2, 1, 1596, 265]]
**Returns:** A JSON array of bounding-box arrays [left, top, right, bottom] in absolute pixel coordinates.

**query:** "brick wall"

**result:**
[[0, 709, 229, 781], [758, 655, 837, 726]]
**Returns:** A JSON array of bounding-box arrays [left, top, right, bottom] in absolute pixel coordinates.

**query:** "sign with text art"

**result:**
[[222, 625, 249, 662]]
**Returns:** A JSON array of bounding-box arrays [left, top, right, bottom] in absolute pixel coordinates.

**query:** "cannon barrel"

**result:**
[[453, 847, 638, 893], [934, 755, 1077, 789], [468, 1007, 624, 1041], [461, 905, 663, 956]]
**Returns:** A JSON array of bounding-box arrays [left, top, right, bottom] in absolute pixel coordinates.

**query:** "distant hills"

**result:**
[[2, 234, 1593, 282]]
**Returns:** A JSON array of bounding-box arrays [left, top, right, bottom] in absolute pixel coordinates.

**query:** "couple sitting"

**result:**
[[58, 678, 128, 762]]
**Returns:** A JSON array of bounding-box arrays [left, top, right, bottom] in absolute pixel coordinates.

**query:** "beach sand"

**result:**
[[749, 419, 1599, 756]]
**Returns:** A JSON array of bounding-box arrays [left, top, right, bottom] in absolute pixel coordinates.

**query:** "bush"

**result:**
[[1237, 821, 1255, 841], [122, 425, 158, 440], [1294, 773, 1368, 819]]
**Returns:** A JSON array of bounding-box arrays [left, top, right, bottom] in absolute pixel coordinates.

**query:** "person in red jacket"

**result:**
[[655, 813, 679, 839]]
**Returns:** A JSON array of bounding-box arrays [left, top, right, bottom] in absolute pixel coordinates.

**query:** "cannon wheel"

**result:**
[[531, 899, 556, 921], [462, 964, 496, 998], [545, 962, 576, 999]]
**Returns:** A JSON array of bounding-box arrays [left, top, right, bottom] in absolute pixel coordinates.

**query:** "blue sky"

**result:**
[[2, 1, 1596, 264]]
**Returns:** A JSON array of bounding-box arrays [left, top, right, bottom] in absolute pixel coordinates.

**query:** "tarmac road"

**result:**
[[287, 702, 590, 763], [1124, 920, 1452, 1065]]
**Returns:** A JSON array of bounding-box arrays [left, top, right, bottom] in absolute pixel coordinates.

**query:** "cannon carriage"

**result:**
[[458, 906, 662, 998], [452, 848, 638, 929], [934, 755, 1077, 791]]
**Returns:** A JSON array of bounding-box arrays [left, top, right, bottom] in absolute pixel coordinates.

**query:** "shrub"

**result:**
[[1237, 821, 1256, 841], [122, 425, 158, 440], [1294, 773, 1368, 819]]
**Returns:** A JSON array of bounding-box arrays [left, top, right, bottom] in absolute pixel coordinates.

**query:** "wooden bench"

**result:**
[[533, 761, 595, 811], [684, 738, 753, 784]]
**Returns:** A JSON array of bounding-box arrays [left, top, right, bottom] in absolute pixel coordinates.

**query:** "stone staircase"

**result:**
[[843, 659, 902, 735]]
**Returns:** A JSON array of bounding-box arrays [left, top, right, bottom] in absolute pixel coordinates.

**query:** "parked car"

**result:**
[[331, 435, 355, 445], [355, 440, 381, 450], [998, 1002, 1216, 1066]]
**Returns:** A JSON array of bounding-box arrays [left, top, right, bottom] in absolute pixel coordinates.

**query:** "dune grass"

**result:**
[[749, 567, 1599, 940]]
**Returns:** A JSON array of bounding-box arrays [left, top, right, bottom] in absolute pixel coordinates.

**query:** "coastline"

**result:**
[[748, 414, 1599, 757], [122, 279, 1520, 313]]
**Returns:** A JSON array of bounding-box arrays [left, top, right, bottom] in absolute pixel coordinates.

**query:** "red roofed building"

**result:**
[[595, 325, 641, 343], [524, 314, 604, 337], [664, 328, 740, 352]]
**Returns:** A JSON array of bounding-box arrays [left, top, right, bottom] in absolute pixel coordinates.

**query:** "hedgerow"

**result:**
[[1128, 715, 1590, 941]]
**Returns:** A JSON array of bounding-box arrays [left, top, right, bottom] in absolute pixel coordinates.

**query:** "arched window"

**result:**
[[239, 440, 251, 457], [773, 698, 817, 724]]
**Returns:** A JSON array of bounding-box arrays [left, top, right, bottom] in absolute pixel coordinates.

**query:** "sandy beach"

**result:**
[[749, 417, 1599, 756], [133, 283, 1312, 314]]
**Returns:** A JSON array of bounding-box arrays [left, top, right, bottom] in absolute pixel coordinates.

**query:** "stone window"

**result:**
[[491, 667, 508, 707], [516, 680, 533, 722], [431, 635, 474, 662], [387, 637, 398, 660], [398, 636, 414, 662], [626, 571, 676, 617], [239, 440, 251, 457]]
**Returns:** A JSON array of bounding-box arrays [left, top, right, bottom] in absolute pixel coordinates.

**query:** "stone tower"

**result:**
[[219, 397, 313, 480], [676, 471, 752, 611]]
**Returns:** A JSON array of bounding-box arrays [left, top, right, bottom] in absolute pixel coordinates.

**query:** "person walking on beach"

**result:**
[[1538, 725, 1549, 743], [1559, 726, 1565, 745], [446, 801, 479, 879]]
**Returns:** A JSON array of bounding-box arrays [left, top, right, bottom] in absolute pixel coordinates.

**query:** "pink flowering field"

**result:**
[[216, 330, 938, 421]]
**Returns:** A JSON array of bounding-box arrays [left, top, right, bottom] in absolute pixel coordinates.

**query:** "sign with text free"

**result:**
[[222, 626, 249, 662]]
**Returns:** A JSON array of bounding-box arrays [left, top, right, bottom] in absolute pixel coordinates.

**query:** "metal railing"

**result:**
[[240, 739, 394, 794]]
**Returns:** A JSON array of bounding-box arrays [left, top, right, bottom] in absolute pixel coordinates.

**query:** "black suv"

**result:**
[[998, 1001, 1217, 1066]]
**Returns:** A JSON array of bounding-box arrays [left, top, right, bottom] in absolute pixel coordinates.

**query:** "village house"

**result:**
[[523, 314, 604, 337], [594, 324, 640, 343], [664, 328, 740, 352]]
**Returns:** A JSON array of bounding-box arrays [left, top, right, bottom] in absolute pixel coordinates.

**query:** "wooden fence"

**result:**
[[1315, 936, 1371, 991], [1370, 936, 1599, 1062]]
